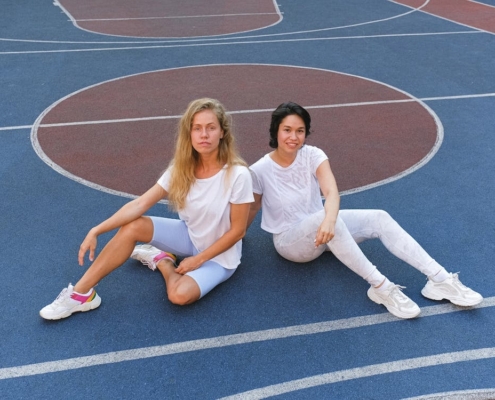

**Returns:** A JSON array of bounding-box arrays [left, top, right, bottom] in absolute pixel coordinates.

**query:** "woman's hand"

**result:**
[[78, 228, 98, 266], [176, 255, 203, 275], [314, 220, 335, 247]]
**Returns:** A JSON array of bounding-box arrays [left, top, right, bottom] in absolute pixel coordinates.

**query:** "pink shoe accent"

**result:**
[[70, 289, 96, 303], [153, 252, 177, 264]]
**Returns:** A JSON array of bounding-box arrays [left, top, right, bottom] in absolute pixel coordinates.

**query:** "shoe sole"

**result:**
[[40, 294, 102, 320], [421, 288, 483, 307], [367, 288, 420, 319]]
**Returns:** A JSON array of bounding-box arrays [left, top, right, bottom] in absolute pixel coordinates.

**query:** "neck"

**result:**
[[195, 153, 223, 178], [270, 148, 297, 167]]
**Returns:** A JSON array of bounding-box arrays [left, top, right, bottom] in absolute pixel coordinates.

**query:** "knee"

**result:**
[[371, 209, 389, 219], [118, 217, 152, 241], [167, 283, 198, 306], [371, 210, 397, 236]]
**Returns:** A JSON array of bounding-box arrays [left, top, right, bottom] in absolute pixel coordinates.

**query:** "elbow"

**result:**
[[237, 227, 247, 241]]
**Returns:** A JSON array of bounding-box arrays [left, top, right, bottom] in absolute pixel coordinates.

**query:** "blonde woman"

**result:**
[[40, 98, 253, 320]]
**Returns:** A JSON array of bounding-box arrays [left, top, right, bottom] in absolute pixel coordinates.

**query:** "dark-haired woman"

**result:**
[[248, 102, 482, 319]]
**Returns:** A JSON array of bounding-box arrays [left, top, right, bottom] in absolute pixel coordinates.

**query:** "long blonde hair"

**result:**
[[167, 98, 246, 210]]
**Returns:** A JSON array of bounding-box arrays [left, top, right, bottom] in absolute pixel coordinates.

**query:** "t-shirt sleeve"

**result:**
[[249, 166, 263, 195], [230, 167, 255, 204], [157, 167, 172, 192], [310, 146, 329, 174]]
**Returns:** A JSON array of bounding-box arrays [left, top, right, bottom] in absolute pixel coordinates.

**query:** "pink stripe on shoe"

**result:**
[[71, 290, 95, 303], [153, 252, 177, 264]]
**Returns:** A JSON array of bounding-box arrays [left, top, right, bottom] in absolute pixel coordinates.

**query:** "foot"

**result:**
[[421, 272, 483, 306], [367, 284, 420, 319], [40, 284, 101, 320], [130, 244, 176, 271]]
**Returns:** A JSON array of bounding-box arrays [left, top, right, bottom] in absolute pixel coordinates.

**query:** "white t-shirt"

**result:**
[[157, 165, 254, 269], [250, 145, 328, 234]]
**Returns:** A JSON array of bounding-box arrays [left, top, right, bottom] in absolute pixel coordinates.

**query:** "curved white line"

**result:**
[[404, 388, 495, 400], [1, 0, 430, 44], [1, 297, 493, 380], [470, 0, 495, 9], [340, 98, 443, 196], [389, 0, 495, 36], [31, 63, 443, 199], [0, 31, 482, 56], [220, 348, 495, 399], [54, 0, 283, 40]]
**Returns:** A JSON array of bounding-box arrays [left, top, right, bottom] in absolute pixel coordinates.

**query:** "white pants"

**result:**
[[273, 209, 445, 286]]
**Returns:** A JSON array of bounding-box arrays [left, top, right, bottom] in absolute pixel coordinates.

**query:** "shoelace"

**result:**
[[390, 285, 409, 302], [450, 273, 468, 290], [53, 288, 69, 305]]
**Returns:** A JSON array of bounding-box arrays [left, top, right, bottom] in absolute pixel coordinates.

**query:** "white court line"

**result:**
[[0, 30, 482, 55], [0, 297, 493, 380], [220, 347, 495, 399], [2, 0, 488, 44], [470, 0, 495, 9], [390, 0, 495, 36], [2, 0, 425, 43], [55, 0, 283, 40], [75, 13, 281, 22], [405, 388, 495, 400], [3, 92, 493, 132]]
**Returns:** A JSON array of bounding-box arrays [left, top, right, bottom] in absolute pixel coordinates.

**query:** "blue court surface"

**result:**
[[1, 1, 495, 399]]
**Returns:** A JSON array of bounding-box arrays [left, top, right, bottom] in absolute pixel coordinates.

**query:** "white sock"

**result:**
[[430, 269, 450, 283], [74, 288, 93, 296], [375, 278, 394, 292]]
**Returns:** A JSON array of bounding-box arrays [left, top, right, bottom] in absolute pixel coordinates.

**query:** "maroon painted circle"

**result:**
[[58, 0, 281, 38], [35, 65, 438, 196]]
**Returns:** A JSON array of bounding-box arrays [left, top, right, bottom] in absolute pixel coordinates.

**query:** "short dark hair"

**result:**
[[269, 102, 312, 148]]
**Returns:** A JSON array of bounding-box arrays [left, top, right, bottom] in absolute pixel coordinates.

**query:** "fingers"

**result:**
[[176, 257, 200, 275], [78, 238, 97, 266], [78, 247, 86, 266], [314, 231, 334, 247]]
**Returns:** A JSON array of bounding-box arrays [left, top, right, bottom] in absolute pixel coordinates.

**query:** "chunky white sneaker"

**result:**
[[367, 284, 421, 319], [130, 244, 176, 271], [40, 284, 101, 320], [421, 272, 483, 306]]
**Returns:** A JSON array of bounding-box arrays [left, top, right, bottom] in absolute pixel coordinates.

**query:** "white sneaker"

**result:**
[[40, 284, 101, 320], [130, 244, 176, 271], [368, 284, 421, 319], [421, 272, 483, 306]]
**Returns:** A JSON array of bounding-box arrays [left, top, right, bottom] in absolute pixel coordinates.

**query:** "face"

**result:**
[[277, 114, 306, 153], [190, 109, 224, 156]]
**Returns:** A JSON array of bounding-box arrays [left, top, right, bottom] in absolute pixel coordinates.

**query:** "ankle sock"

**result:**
[[430, 269, 450, 283], [375, 278, 394, 292]]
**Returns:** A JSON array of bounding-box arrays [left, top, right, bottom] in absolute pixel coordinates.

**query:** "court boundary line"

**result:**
[[75, 13, 282, 22], [0, 0, 429, 43], [404, 388, 495, 400], [470, 0, 495, 9], [1, 297, 493, 380], [4, 0, 490, 45], [2, 91, 494, 133], [0, 30, 482, 56], [54, 0, 283, 40], [390, 0, 495, 36], [220, 347, 495, 399]]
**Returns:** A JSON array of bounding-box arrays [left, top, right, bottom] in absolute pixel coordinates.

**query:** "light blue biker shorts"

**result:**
[[148, 216, 236, 298]]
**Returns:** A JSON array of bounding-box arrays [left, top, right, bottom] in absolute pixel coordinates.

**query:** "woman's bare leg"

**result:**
[[74, 216, 154, 293], [156, 260, 201, 305]]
